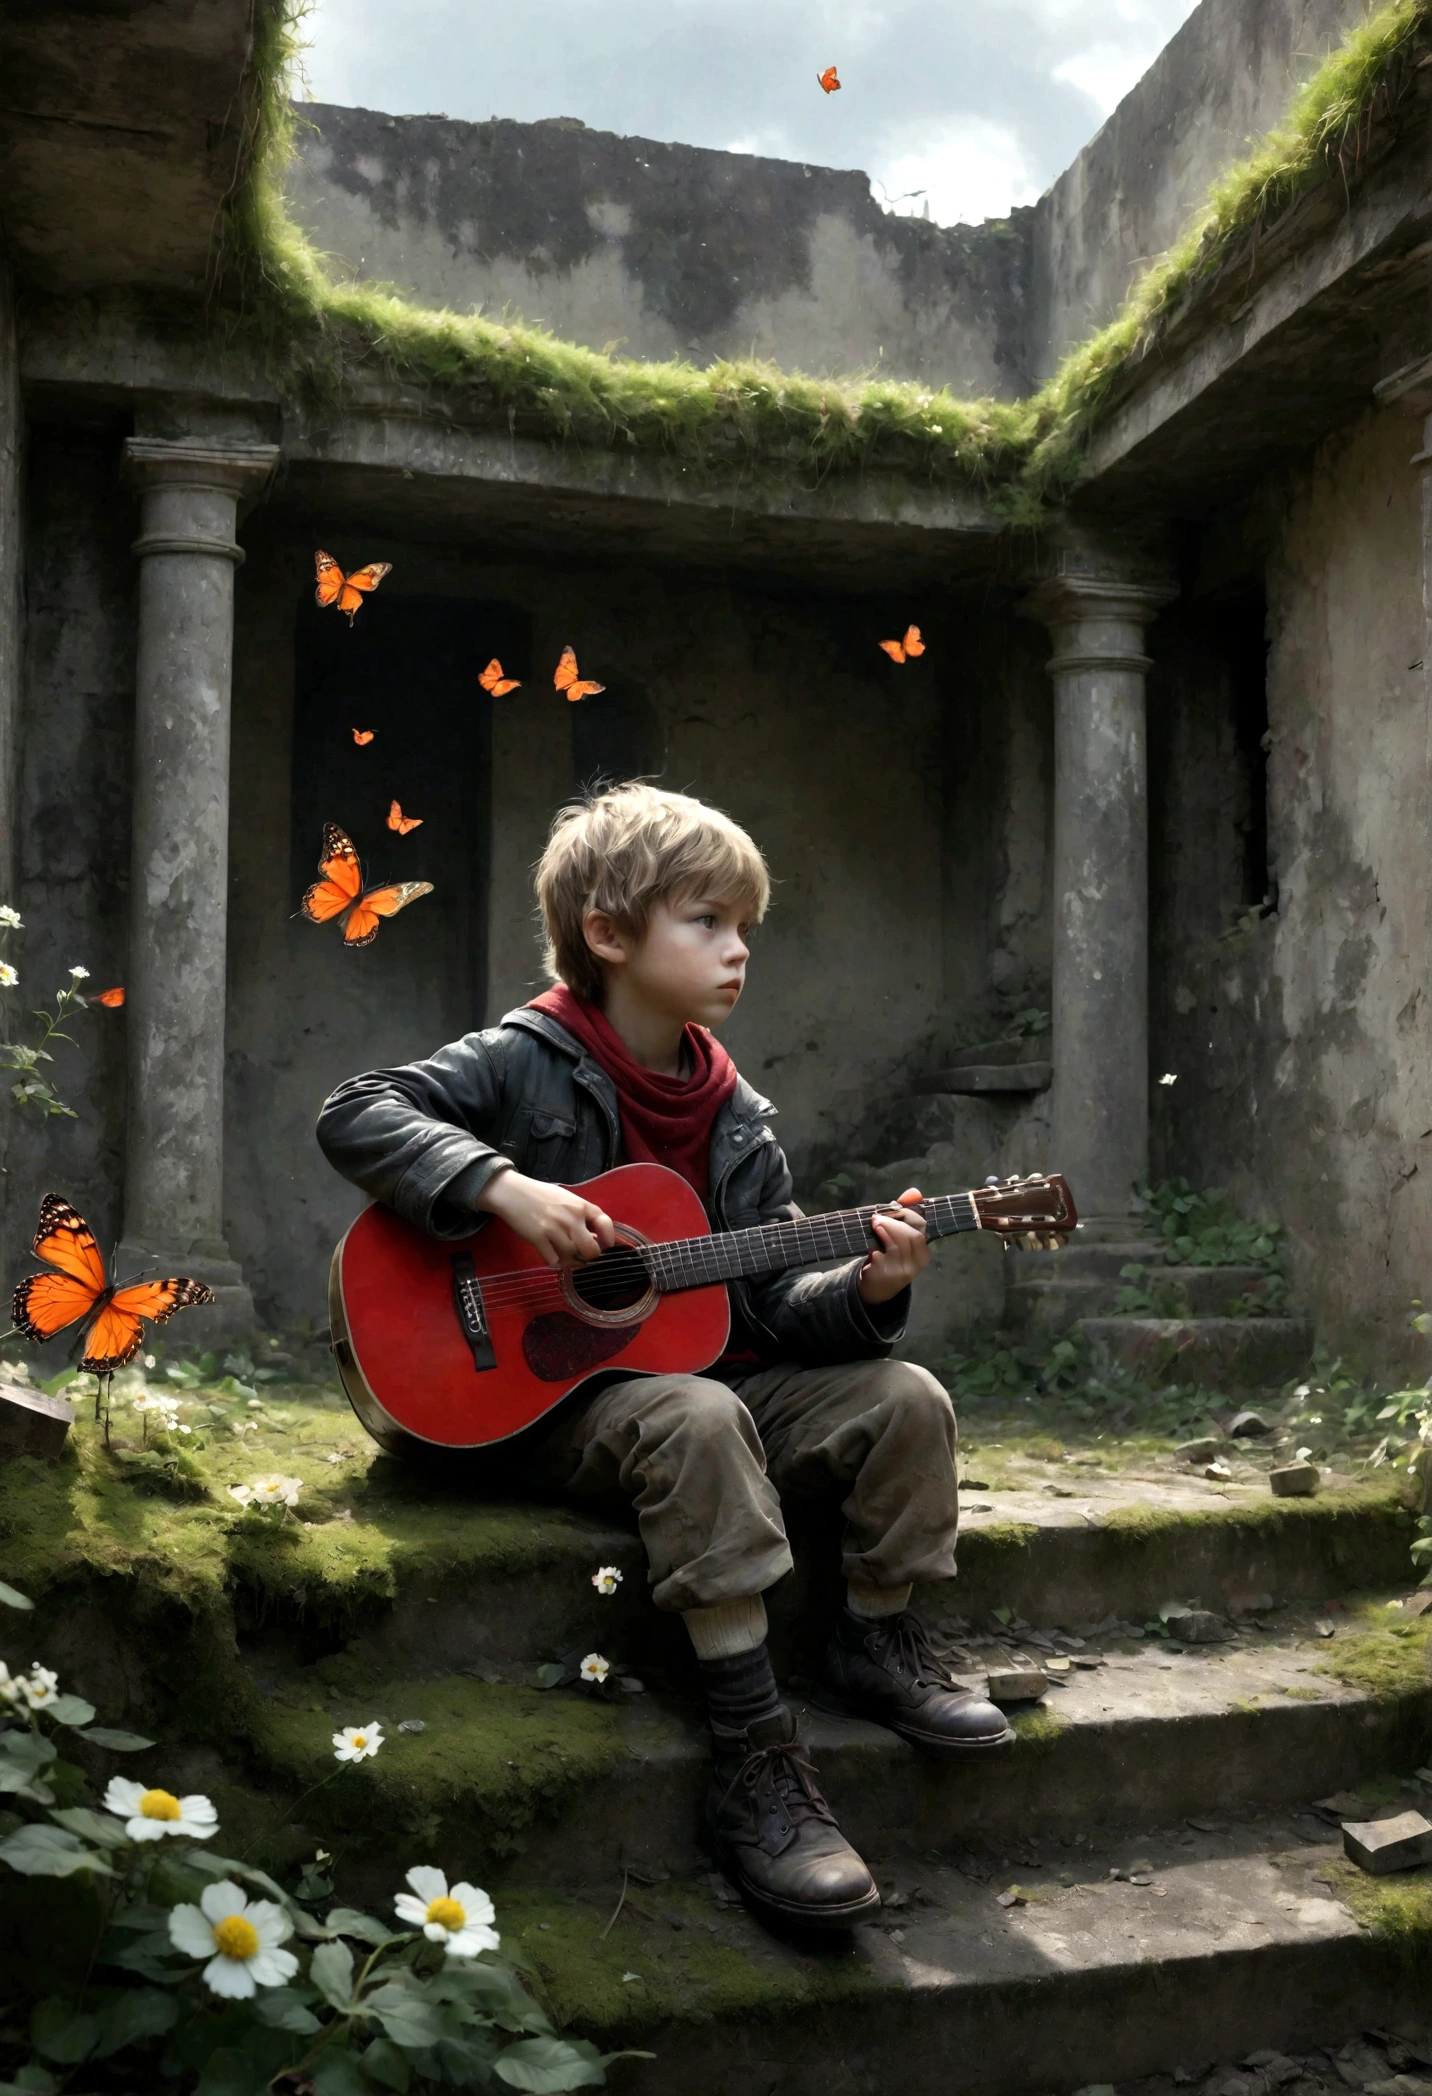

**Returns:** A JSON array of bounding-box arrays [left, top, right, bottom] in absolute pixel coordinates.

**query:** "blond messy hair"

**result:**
[[536, 783, 770, 1002]]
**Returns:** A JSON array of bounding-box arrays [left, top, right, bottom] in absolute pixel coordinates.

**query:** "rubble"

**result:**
[[1342, 1811, 1432, 1875], [1270, 1462, 1320, 1498]]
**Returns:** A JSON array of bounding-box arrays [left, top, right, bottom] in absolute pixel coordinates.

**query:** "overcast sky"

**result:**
[[301, 0, 1201, 228]]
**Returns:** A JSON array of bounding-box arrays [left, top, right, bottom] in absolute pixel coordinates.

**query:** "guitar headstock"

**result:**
[[970, 1173, 1078, 1250]]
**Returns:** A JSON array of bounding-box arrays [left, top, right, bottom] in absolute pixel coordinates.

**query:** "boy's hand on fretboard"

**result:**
[[856, 1188, 930, 1306]]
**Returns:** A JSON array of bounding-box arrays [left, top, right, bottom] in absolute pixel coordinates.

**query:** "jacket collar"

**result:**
[[501, 1004, 776, 1127]]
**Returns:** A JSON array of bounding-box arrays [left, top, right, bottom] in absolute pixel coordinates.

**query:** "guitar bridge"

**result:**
[[451, 1253, 497, 1372]]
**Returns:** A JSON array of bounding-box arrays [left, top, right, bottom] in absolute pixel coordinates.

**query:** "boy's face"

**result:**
[[593, 891, 752, 1029]]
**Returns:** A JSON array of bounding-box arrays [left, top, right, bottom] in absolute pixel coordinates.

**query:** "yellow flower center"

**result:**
[[212, 1914, 260, 1961], [351, 1733, 367, 1749], [425, 1896, 466, 1931], [139, 1788, 181, 1821]]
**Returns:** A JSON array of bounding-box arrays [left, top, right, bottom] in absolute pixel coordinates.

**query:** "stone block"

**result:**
[[986, 1666, 1047, 1703], [1342, 1811, 1432, 1875], [0, 1382, 74, 1461], [1176, 1436, 1223, 1462], [1269, 1462, 1320, 1498], [1163, 1607, 1233, 1645]]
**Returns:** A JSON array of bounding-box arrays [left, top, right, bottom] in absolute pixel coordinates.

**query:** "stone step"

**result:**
[[292, 1478, 1415, 1689], [502, 1825, 1430, 2096], [1006, 1257, 1283, 1333], [232, 1596, 1431, 1894], [1079, 1317, 1314, 1388]]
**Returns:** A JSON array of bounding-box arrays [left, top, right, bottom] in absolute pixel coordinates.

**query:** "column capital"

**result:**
[[123, 436, 280, 499], [1020, 567, 1177, 678]]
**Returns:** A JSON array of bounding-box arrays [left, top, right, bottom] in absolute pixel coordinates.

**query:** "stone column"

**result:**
[[1022, 557, 1175, 1238], [119, 437, 278, 1332]]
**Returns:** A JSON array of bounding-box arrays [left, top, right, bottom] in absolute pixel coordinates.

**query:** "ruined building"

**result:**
[[0, 0, 1429, 1376]]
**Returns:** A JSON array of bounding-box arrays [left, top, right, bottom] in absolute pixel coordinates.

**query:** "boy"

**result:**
[[317, 783, 1010, 1931]]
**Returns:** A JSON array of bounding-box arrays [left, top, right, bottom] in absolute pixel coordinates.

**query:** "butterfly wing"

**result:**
[[80, 1277, 214, 1375], [343, 881, 435, 949], [818, 65, 841, 91], [352, 729, 375, 745], [91, 987, 125, 1009], [12, 1272, 101, 1345], [301, 825, 364, 925], [335, 563, 392, 624], [479, 659, 521, 697], [903, 625, 925, 658], [567, 679, 604, 703], [554, 649, 605, 702], [30, 1194, 108, 1290], [314, 551, 345, 609], [387, 800, 423, 836], [878, 638, 907, 663]]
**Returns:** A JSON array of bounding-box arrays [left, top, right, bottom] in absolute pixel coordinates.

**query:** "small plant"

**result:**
[[0, 1583, 640, 2092], [1137, 1179, 1285, 1271], [0, 921, 107, 1119]]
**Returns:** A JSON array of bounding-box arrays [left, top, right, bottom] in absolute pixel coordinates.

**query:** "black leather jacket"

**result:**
[[315, 1005, 907, 1368]]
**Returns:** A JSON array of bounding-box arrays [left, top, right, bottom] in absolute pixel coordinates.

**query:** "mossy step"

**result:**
[[499, 1823, 1432, 2096], [199, 1597, 1431, 1895], [1078, 1317, 1314, 1387]]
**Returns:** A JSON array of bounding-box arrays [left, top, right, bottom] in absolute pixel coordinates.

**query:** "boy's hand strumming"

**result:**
[[475, 1167, 617, 1267], [857, 1188, 930, 1306]]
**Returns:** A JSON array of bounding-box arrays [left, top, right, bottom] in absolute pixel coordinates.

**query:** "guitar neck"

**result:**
[[643, 1192, 980, 1295]]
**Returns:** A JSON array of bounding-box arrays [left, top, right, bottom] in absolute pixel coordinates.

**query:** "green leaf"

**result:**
[[360, 2037, 413, 2091], [31, 2000, 99, 2065], [252, 1987, 321, 2035], [535, 1663, 567, 1690], [311, 1937, 357, 2009], [48, 1806, 130, 1849], [364, 1979, 447, 2051], [194, 2047, 271, 2096], [0, 1730, 57, 1772], [45, 1694, 96, 1728], [494, 2035, 609, 2091], [324, 1905, 399, 1947], [0, 1579, 33, 1609], [0, 1822, 113, 1877], [74, 1725, 155, 1752], [2, 2065, 60, 2093], [91, 1986, 179, 2059], [311, 2055, 369, 2096]]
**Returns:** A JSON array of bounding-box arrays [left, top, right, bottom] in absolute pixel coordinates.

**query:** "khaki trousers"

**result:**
[[515, 1357, 961, 1613]]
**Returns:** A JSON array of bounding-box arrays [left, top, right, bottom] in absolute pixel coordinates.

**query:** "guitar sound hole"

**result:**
[[569, 1245, 652, 1314]]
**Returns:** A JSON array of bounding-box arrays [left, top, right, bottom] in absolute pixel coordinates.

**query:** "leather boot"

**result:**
[[816, 1608, 1014, 1755], [706, 1707, 880, 1930]]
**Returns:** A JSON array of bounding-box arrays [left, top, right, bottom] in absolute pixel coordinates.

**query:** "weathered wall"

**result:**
[[225, 517, 1012, 1325], [1027, 0, 1373, 377], [2, 428, 134, 1308], [1152, 405, 1432, 1370], [288, 106, 1033, 395], [0, 263, 20, 920]]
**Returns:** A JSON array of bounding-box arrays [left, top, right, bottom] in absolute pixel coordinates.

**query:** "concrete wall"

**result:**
[[1151, 404, 1432, 1371], [1024, 0, 1372, 377], [289, 105, 1033, 396]]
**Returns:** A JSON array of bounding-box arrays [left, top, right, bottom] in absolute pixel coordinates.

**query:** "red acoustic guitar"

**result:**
[[328, 1164, 1077, 1454]]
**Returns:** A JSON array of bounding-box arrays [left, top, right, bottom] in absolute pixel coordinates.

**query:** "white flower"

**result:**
[[20, 1664, 59, 1710], [228, 1484, 254, 1507], [333, 1721, 383, 1763], [1293, 1384, 1311, 1400], [580, 1653, 609, 1684], [168, 1880, 297, 1999], [0, 906, 22, 929], [0, 1661, 21, 1705], [393, 1865, 499, 1957], [1158, 1072, 1178, 1086], [1296, 1446, 1313, 1460], [248, 1475, 301, 1508], [591, 1566, 623, 1595], [68, 965, 89, 980], [143, 1354, 155, 1369], [103, 1775, 218, 1842], [0, 963, 18, 987]]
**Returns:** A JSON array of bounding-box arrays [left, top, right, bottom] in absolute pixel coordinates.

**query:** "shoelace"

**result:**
[[869, 1610, 962, 1693], [721, 1737, 838, 1829]]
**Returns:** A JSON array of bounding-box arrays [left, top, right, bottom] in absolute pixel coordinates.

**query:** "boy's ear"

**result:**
[[582, 909, 629, 967]]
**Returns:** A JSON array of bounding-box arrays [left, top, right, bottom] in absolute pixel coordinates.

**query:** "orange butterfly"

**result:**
[[300, 824, 433, 948], [818, 65, 841, 92], [89, 987, 125, 1009], [11, 1194, 213, 1374], [352, 729, 375, 746], [314, 551, 392, 626], [479, 658, 521, 697], [879, 625, 925, 663], [387, 800, 423, 836], [554, 645, 605, 704]]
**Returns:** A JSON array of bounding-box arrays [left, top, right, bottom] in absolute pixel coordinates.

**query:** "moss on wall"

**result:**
[[226, 0, 1430, 516]]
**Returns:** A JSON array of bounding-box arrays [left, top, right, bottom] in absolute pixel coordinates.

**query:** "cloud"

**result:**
[[300, 0, 1199, 225]]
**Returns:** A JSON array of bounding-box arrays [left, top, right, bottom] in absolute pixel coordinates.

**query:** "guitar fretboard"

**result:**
[[642, 1193, 979, 1295]]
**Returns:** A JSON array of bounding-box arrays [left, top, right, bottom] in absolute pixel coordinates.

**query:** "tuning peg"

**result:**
[[984, 1176, 1000, 1188]]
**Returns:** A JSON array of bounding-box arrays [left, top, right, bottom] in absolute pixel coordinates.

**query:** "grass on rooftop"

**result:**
[[224, 0, 1431, 517]]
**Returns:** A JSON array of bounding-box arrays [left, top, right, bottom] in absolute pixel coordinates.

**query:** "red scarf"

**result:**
[[527, 984, 738, 1201]]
